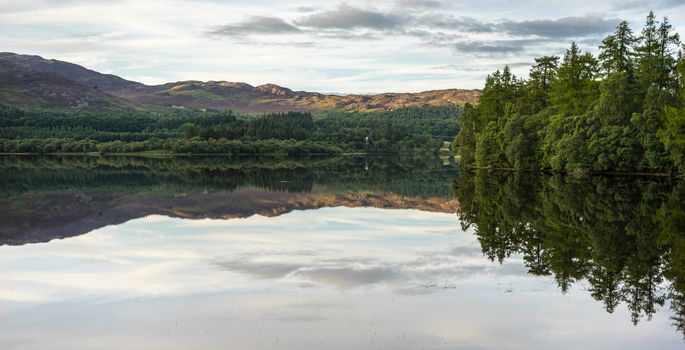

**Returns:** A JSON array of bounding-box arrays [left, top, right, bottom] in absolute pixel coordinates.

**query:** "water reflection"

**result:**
[[0, 155, 457, 245], [0, 156, 684, 349], [452, 170, 685, 339]]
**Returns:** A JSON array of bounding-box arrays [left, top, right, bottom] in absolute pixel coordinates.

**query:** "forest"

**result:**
[[454, 12, 685, 175], [0, 104, 461, 156]]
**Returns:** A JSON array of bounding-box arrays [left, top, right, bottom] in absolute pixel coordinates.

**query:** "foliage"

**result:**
[[0, 104, 462, 155], [454, 12, 685, 174]]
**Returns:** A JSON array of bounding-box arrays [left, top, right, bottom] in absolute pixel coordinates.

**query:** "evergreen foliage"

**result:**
[[0, 104, 462, 155], [454, 12, 685, 174]]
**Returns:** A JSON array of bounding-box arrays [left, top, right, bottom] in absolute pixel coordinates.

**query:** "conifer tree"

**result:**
[[550, 42, 599, 116]]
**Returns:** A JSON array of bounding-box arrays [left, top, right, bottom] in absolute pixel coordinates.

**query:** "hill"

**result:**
[[119, 80, 481, 112], [0, 52, 481, 112], [0, 52, 144, 93], [0, 60, 134, 110]]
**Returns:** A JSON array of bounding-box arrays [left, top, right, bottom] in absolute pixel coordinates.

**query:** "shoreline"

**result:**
[[447, 165, 684, 179]]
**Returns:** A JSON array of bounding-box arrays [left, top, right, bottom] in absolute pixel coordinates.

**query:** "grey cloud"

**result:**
[[204, 8, 620, 61], [500, 16, 618, 38], [416, 14, 617, 39], [430, 64, 489, 72], [207, 16, 301, 37], [453, 41, 527, 55], [396, 0, 444, 9], [415, 15, 496, 33], [612, 0, 685, 10], [295, 4, 404, 30], [317, 31, 382, 41], [233, 41, 318, 48], [296, 6, 317, 13], [410, 14, 618, 56], [431, 61, 532, 72]]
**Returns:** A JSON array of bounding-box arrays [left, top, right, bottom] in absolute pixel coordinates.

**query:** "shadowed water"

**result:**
[[0, 156, 683, 349]]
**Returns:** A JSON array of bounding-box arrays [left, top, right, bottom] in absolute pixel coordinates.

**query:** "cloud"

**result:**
[[500, 16, 618, 38], [612, 0, 685, 11], [415, 14, 617, 39], [414, 15, 496, 33], [396, 0, 444, 9], [295, 4, 404, 30], [431, 62, 532, 72], [296, 6, 317, 13], [198, 5, 625, 75], [232, 41, 318, 48], [453, 41, 528, 55], [204, 6, 620, 59], [207, 16, 301, 37]]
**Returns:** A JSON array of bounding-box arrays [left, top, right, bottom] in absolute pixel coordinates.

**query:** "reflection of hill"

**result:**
[[0, 155, 458, 245], [0, 189, 458, 246]]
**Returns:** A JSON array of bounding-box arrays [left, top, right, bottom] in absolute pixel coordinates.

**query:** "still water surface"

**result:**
[[0, 156, 683, 349]]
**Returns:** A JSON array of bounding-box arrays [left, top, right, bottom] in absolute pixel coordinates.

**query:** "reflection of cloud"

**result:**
[[449, 244, 483, 257], [0, 207, 517, 303], [261, 312, 323, 322], [297, 266, 401, 288], [211, 240, 523, 293], [214, 260, 303, 279]]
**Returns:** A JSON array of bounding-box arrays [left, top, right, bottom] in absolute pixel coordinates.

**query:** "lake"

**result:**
[[0, 155, 683, 349]]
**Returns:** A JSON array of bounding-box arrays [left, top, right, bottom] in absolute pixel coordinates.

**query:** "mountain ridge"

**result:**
[[0, 52, 144, 93], [0, 52, 481, 112], [0, 60, 135, 110]]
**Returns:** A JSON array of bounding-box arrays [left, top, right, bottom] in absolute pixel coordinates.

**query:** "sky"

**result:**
[[1, 0, 684, 93]]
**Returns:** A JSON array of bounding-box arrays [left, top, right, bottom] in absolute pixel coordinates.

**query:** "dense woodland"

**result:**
[[454, 12, 685, 175], [0, 104, 461, 155]]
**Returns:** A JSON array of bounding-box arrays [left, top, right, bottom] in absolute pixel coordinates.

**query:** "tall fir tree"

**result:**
[[525, 55, 560, 114], [599, 20, 637, 76], [550, 42, 599, 116]]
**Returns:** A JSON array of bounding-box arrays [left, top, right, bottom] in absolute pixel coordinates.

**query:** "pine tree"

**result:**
[[550, 42, 599, 116], [656, 17, 681, 92], [526, 55, 559, 113], [599, 20, 637, 76], [636, 12, 661, 92]]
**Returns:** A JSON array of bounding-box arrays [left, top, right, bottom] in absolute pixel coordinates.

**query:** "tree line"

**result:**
[[0, 104, 462, 155], [454, 12, 685, 175]]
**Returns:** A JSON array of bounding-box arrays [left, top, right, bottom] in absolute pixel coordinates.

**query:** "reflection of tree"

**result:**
[[0, 155, 456, 198], [655, 184, 685, 339], [453, 169, 685, 338]]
